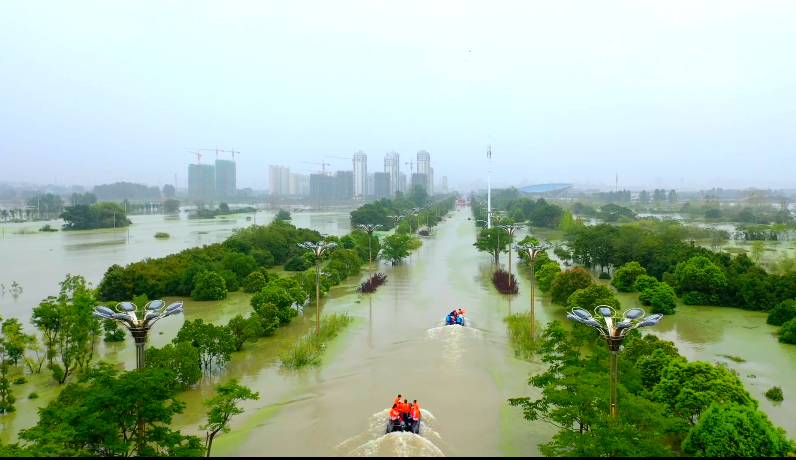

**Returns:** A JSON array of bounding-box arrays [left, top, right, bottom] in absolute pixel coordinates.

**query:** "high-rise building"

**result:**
[[353, 151, 367, 198], [374, 172, 391, 199], [335, 171, 354, 200], [384, 151, 400, 197], [214, 160, 236, 198], [411, 173, 428, 191], [310, 173, 335, 198], [188, 164, 216, 198], [289, 173, 310, 196], [398, 172, 407, 195], [269, 165, 290, 196], [366, 173, 375, 197], [417, 150, 433, 194], [442, 176, 448, 194]]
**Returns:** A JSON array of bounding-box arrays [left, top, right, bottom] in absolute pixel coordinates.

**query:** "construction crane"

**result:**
[[187, 150, 202, 165], [229, 148, 240, 162], [306, 169, 331, 175], [405, 160, 415, 175], [199, 147, 224, 160], [301, 160, 331, 175], [326, 156, 353, 169]]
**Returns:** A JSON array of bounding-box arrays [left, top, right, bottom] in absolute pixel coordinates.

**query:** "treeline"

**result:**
[[471, 189, 564, 228], [60, 202, 131, 230], [510, 321, 794, 456], [350, 194, 456, 234], [93, 182, 161, 201]]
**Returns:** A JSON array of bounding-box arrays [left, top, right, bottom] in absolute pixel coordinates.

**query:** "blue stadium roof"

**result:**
[[518, 183, 573, 193]]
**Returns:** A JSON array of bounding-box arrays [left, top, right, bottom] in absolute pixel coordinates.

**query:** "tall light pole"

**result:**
[[487, 144, 492, 228], [299, 241, 338, 334], [91, 300, 184, 370], [357, 224, 382, 276], [498, 225, 523, 288], [387, 214, 404, 233], [567, 306, 663, 418], [513, 243, 551, 339]]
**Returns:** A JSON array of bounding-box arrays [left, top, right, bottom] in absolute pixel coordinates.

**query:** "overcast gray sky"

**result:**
[[1, 1, 794, 191]]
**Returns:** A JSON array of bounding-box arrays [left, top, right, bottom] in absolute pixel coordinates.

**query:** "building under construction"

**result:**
[[214, 160, 236, 198], [188, 164, 216, 199]]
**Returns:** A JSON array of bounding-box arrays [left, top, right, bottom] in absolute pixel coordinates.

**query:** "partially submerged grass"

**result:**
[[279, 312, 354, 370], [154, 232, 170, 239], [503, 312, 542, 361], [719, 354, 746, 363]]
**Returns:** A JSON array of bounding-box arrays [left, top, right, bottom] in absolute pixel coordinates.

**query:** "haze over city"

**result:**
[[2, 1, 795, 191]]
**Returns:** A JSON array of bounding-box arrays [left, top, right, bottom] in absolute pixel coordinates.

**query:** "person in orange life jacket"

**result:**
[[389, 404, 401, 421], [411, 401, 421, 421], [401, 399, 411, 423], [393, 394, 402, 407]]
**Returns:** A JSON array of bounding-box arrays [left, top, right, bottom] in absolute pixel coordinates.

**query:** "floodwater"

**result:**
[[1, 207, 795, 455]]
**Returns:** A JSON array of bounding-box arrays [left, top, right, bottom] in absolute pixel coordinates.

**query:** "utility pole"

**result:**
[[487, 144, 492, 229]]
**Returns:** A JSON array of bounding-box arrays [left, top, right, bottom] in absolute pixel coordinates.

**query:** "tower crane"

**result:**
[[301, 160, 331, 175], [405, 160, 415, 175], [199, 147, 224, 160], [187, 150, 202, 165], [229, 148, 240, 162], [326, 156, 354, 169]]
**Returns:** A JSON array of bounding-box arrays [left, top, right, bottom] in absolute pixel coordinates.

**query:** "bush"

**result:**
[[418, 229, 430, 236], [767, 299, 796, 326], [191, 271, 228, 301], [535, 261, 561, 293], [249, 249, 275, 268], [648, 283, 678, 315], [218, 269, 240, 292], [28, 392, 39, 400], [279, 313, 354, 370], [357, 273, 388, 294], [12, 376, 26, 385], [633, 274, 659, 293], [284, 255, 310, 271], [611, 261, 647, 292], [154, 232, 170, 239], [242, 271, 267, 293], [599, 272, 611, 280], [567, 284, 621, 310], [510, 208, 525, 223], [503, 312, 542, 361], [38, 224, 58, 232], [779, 318, 796, 345], [492, 269, 519, 294], [103, 319, 126, 342], [765, 386, 784, 402], [550, 268, 593, 305]]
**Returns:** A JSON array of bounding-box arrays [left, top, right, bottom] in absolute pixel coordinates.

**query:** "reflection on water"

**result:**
[[333, 409, 446, 457], [426, 326, 484, 370]]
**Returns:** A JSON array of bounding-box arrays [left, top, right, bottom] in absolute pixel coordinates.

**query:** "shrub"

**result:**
[[28, 392, 39, 400], [767, 299, 796, 326], [218, 269, 240, 292], [611, 261, 647, 292], [779, 318, 796, 345], [765, 386, 784, 402], [550, 268, 593, 305], [12, 376, 26, 385], [279, 313, 354, 370], [633, 274, 659, 293], [249, 249, 275, 268], [535, 261, 561, 293], [191, 271, 228, 301], [242, 271, 267, 293], [103, 319, 126, 342], [418, 229, 430, 236], [492, 269, 519, 295], [154, 232, 170, 239], [567, 284, 621, 310], [599, 272, 611, 280], [284, 255, 310, 271], [510, 208, 525, 223], [357, 273, 388, 294], [38, 224, 58, 232], [648, 283, 678, 315]]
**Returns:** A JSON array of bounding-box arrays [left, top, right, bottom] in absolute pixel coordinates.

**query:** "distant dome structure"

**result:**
[[517, 183, 573, 198]]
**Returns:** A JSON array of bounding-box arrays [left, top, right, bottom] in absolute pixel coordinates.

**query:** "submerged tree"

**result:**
[[201, 379, 259, 457]]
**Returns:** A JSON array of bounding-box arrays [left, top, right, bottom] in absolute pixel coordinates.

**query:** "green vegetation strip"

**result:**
[[503, 312, 541, 361], [279, 313, 354, 369]]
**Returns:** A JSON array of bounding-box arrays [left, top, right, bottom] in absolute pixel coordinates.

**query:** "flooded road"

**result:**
[[1, 207, 794, 455]]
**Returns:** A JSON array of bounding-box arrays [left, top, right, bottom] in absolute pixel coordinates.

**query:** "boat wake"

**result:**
[[332, 409, 448, 457]]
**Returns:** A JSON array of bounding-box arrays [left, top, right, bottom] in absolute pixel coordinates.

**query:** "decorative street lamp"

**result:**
[[498, 225, 523, 288], [92, 300, 184, 369], [357, 224, 382, 276], [387, 215, 404, 233], [566, 306, 663, 418], [299, 241, 338, 334], [513, 243, 551, 339]]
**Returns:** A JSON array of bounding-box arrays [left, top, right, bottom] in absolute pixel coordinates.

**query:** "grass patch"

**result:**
[[407, 238, 422, 250], [154, 232, 170, 239], [503, 312, 542, 361], [719, 354, 746, 363], [279, 312, 354, 370]]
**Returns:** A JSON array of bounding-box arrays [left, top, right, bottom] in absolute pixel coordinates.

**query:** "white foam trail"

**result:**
[[332, 409, 447, 457]]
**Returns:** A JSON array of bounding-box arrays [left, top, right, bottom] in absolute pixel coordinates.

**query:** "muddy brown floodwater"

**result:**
[[1, 208, 794, 456]]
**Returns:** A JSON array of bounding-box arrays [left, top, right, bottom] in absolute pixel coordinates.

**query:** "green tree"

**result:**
[[191, 272, 228, 301], [249, 249, 275, 268], [284, 255, 310, 271], [146, 342, 203, 390], [536, 261, 562, 293], [510, 208, 525, 223], [163, 198, 180, 213], [273, 208, 292, 221], [473, 227, 509, 263], [222, 253, 258, 281], [647, 283, 678, 315], [382, 233, 412, 264], [779, 318, 796, 345], [18, 366, 204, 457], [633, 274, 659, 293], [610, 261, 647, 292], [201, 379, 259, 458], [670, 256, 727, 306], [225, 314, 264, 351], [567, 284, 621, 310], [408, 184, 429, 207], [242, 271, 267, 293], [682, 403, 793, 457], [102, 319, 126, 342], [60, 202, 131, 230], [767, 299, 796, 326], [653, 360, 757, 425], [162, 184, 176, 198], [251, 285, 297, 326], [0, 376, 15, 414], [174, 319, 235, 373], [218, 269, 240, 292], [550, 268, 593, 305]]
